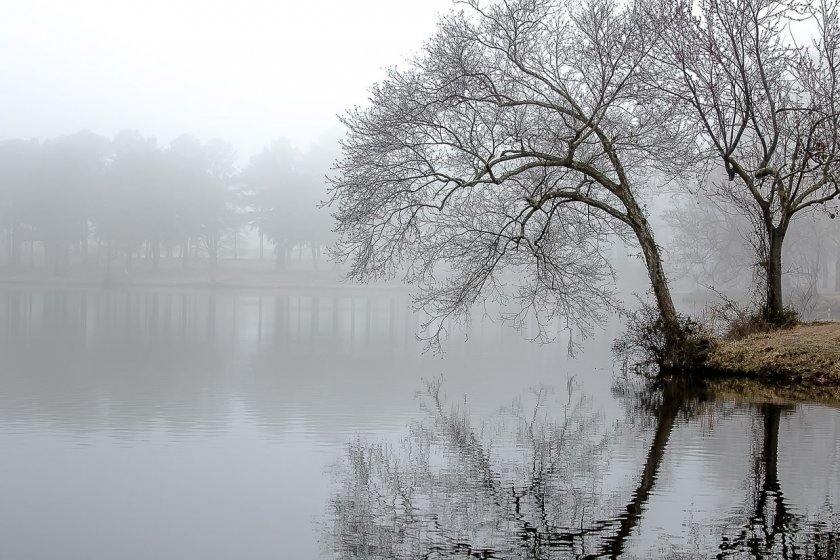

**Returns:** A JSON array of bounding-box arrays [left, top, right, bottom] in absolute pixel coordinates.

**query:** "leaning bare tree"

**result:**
[[329, 0, 697, 363], [656, 0, 840, 324]]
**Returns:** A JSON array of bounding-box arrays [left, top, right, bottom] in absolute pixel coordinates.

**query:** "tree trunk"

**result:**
[[627, 205, 682, 354], [106, 242, 112, 281], [275, 241, 286, 271], [209, 236, 217, 283], [259, 230, 264, 260], [7, 222, 20, 267], [152, 239, 160, 271], [835, 246, 840, 293], [764, 226, 786, 324], [182, 238, 189, 268], [80, 223, 88, 268], [5, 223, 12, 266], [58, 244, 68, 276]]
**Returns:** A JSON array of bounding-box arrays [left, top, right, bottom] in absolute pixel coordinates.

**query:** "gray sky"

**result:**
[[0, 0, 453, 159]]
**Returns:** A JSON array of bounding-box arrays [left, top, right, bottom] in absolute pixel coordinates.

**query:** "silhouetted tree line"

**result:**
[[0, 130, 336, 276]]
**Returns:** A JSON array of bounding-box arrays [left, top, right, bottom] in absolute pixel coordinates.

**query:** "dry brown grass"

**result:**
[[706, 321, 840, 388]]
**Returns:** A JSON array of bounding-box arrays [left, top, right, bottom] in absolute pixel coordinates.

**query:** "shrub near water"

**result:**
[[613, 304, 714, 376], [725, 307, 799, 340]]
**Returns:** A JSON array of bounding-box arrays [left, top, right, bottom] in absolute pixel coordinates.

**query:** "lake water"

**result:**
[[0, 288, 837, 559]]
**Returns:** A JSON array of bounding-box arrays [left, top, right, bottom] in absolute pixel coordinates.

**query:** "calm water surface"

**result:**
[[0, 288, 837, 559]]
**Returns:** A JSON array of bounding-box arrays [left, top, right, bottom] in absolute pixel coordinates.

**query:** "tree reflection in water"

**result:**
[[324, 379, 839, 559], [325, 377, 675, 559], [716, 404, 839, 559]]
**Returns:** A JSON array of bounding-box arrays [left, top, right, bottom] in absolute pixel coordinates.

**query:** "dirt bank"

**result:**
[[705, 322, 840, 389]]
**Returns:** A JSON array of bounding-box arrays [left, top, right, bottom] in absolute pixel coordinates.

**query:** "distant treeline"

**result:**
[[0, 130, 336, 274]]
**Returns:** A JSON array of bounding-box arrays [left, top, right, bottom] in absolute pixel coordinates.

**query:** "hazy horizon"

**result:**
[[1, 0, 453, 160]]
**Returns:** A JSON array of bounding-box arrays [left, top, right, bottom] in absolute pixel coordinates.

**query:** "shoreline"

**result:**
[[700, 321, 840, 394], [2, 271, 838, 396]]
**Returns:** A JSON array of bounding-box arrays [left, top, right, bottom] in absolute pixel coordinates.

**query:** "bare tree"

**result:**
[[655, 0, 840, 324], [329, 0, 697, 360]]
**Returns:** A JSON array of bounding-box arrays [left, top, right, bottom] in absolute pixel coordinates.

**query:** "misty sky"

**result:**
[[1, 0, 453, 159]]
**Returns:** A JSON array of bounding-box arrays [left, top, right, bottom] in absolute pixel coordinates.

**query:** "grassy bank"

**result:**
[[704, 322, 840, 390]]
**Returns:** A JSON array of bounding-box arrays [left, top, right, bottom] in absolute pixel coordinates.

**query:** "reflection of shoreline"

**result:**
[[0, 289, 575, 445], [0, 289, 419, 347], [0, 269, 411, 294]]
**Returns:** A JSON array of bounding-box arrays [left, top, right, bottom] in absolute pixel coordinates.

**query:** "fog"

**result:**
[[1, 0, 452, 156], [1, 126, 837, 324], [0, 131, 342, 278], [3, 0, 838, 320], [1, 1, 839, 559]]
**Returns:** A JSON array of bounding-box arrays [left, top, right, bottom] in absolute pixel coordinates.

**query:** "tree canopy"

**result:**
[[329, 0, 840, 355], [654, 0, 840, 322], [329, 0, 694, 352]]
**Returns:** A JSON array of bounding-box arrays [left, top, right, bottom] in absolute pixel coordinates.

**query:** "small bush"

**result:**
[[725, 306, 799, 340], [699, 288, 800, 341], [613, 303, 714, 376]]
